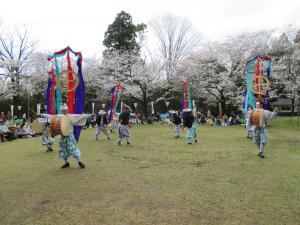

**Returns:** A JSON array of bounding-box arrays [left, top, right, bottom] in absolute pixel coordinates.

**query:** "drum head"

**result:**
[[60, 116, 71, 136], [32, 120, 45, 134]]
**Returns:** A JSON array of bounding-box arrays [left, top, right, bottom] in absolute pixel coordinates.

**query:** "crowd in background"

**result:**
[[0, 111, 35, 142]]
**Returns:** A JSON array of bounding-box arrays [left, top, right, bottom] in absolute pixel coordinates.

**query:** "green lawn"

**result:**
[[0, 117, 300, 225]]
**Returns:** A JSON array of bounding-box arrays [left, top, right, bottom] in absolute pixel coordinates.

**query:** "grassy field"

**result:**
[[0, 117, 300, 225]]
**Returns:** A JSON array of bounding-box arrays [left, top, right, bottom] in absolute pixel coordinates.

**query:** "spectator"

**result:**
[[0, 112, 6, 122], [0, 119, 13, 142]]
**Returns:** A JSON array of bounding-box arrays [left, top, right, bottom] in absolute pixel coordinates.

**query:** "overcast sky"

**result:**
[[0, 0, 299, 58]]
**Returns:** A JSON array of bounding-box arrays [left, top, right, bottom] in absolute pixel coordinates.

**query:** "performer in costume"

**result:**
[[41, 105, 88, 168], [171, 110, 182, 138], [108, 109, 118, 134], [118, 104, 132, 145], [42, 122, 54, 152], [251, 102, 277, 158], [95, 110, 110, 140], [183, 108, 198, 144]]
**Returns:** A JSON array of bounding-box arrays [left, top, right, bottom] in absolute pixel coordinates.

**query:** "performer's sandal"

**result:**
[[78, 162, 86, 169], [61, 162, 70, 168]]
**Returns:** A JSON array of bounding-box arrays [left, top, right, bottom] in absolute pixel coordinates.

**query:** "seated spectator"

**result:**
[[235, 115, 241, 124], [223, 114, 228, 125], [23, 123, 35, 137], [6, 111, 12, 121], [0, 112, 6, 122], [0, 119, 13, 142], [14, 123, 27, 138]]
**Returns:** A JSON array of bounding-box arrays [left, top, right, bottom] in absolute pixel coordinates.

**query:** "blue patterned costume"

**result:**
[[185, 122, 198, 143], [42, 128, 53, 151], [183, 111, 198, 144], [59, 131, 81, 161], [40, 113, 88, 166], [252, 109, 277, 156]]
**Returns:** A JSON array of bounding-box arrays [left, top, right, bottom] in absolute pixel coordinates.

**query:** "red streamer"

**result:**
[[67, 51, 75, 113]]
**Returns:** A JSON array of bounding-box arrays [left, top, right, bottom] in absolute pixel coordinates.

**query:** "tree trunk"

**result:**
[[218, 99, 226, 115], [142, 95, 148, 120], [290, 97, 295, 124]]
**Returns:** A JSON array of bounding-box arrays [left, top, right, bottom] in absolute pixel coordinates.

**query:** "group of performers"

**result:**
[[38, 103, 135, 168], [94, 104, 132, 145], [169, 108, 198, 144], [32, 48, 278, 170]]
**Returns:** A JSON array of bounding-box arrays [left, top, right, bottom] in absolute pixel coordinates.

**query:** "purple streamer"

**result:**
[[109, 86, 115, 122], [45, 78, 52, 114], [73, 56, 85, 142]]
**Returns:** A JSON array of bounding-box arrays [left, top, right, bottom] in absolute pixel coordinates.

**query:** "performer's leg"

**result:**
[[46, 143, 53, 152], [259, 143, 265, 156], [95, 125, 100, 140], [175, 125, 180, 138], [186, 129, 192, 144], [126, 126, 130, 144], [117, 137, 122, 145], [59, 138, 70, 168], [68, 134, 85, 168], [126, 136, 130, 144], [117, 126, 122, 145], [193, 125, 198, 143], [104, 129, 110, 140]]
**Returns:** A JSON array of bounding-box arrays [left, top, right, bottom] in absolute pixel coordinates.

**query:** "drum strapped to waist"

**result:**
[[31, 119, 45, 134], [50, 116, 71, 136], [250, 110, 264, 127]]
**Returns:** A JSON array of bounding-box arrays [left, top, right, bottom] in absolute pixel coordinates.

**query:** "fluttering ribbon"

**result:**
[[243, 55, 272, 113], [109, 84, 124, 121]]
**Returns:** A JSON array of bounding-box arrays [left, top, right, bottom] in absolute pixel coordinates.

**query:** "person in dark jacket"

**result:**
[[183, 108, 198, 144], [170, 110, 182, 138], [96, 110, 110, 140], [118, 104, 131, 145]]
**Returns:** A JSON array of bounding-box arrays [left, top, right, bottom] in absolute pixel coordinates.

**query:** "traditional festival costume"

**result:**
[[95, 110, 110, 140], [108, 110, 118, 134], [183, 109, 197, 144], [250, 107, 277, 158], [109, 84, 123, 134], [118, 106, 132, 145], [170, 110, 181, 138], [41, 111, 88, 168], [42, 47, 86, 168], [42, 125, 54, 152]]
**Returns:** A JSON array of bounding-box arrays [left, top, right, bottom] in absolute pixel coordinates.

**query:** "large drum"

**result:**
[[31, 119, 45, 134], [250, 110, 264, 127], [50, 116, 71, 136]]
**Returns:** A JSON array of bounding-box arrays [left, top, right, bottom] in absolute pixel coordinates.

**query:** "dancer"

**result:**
[[108, 109, 118, 134], [183, 108, 198, 144], [41, 105, 88, 168], [95, 110, 110, 140], [117, 104, 132, 145], [42, 122, 54, 152], [252, 102, 277, 158], [171, 110, 182, 138]]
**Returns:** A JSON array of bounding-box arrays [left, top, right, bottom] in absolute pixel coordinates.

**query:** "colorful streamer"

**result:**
[[109, 84, 124, 121], [181, 81, 192, 110], [243, 55, 272, 113], [45, 46, 85, 142]]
